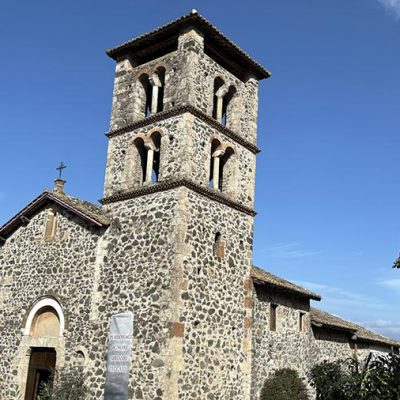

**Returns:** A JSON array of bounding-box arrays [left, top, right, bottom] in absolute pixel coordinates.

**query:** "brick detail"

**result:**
[[169, 322, 185, 338]]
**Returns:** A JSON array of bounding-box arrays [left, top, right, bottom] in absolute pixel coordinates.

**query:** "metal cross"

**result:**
[[56, 161, 67, 179]]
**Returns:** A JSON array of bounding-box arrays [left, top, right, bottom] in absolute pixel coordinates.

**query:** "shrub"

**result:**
[[260, 368, 309, 400], [309, 354, 400, 400], [37, 366, 88, 400]]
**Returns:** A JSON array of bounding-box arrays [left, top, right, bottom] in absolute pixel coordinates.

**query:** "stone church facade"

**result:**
[[0, 11, 398, 400]]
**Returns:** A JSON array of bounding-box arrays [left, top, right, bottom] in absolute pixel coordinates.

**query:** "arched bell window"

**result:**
[[132, 131, 163, 186], [209, 139, 235, 193], [138, 68, 166, 118], [139, 74, 152, 117]]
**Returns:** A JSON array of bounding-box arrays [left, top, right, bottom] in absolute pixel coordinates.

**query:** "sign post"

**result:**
[[104, 312, 134, 400]]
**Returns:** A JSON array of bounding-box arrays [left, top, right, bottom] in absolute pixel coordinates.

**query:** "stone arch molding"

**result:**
[[23, 297, 65, 337]]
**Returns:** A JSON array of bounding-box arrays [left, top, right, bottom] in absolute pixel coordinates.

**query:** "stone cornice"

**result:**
[[100, 179, 256, 216], [105, 105, 261, 154]]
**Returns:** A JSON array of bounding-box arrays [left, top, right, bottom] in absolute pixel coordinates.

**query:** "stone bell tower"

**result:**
[[98, 10, 270, 400]]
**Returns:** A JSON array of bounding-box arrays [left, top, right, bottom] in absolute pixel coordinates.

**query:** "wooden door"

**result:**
[[24, 348, 56, 400]]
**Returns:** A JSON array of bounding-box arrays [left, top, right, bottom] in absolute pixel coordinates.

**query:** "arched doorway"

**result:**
[[25, 348, 56, 400], [22, 298, 65, 400]]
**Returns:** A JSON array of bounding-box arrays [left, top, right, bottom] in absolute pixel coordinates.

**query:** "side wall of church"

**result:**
[[251, 284, 395, 400], [0, 204, 103, 398], [251, 285, 313, 399]]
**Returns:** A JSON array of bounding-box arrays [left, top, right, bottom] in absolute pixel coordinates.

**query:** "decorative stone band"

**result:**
[[105, 104, 261, 154], [100, 178, 256, 216]]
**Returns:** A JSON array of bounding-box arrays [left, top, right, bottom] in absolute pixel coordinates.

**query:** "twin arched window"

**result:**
[[212, 78, 237, 127], [209, 138, 235, 192], [139, 67, 166, 118], [133, 131, 162, 185]]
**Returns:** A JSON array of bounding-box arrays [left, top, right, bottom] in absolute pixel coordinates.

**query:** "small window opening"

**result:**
[[139, 74, 152, 117], [213, 232, 225, 258], [221, 85, 237, 127], [156, 67, 166, 113], [150, 132, 162, 183], [299, 312, 305, 332], [270, 304, 278, 332], [134, 137, 147, 185], [212, 77, 225, 120], [219, 147, 234, 192], [209, 139, 221, 189], [44, 209, 57, 242]]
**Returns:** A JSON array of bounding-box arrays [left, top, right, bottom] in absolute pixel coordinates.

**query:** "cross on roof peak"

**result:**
[[56, 162, 67, 180]]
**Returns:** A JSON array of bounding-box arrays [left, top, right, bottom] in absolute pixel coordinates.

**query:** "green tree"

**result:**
[[260, 368, 309, 400], [37, 366, 88, 400]]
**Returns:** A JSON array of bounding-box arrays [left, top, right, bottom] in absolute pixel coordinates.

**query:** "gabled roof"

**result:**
[[0, 190, 110, 240], [310, 307, 400, 348], [106, 10, 271, 81], [251, 266, 322, 301]]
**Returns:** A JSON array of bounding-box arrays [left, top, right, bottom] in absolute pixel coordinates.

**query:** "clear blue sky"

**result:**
[[1, 0, 399, 337]]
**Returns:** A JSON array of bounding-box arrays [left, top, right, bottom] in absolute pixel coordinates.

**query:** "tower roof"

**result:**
[[106, 10, 271, 81]]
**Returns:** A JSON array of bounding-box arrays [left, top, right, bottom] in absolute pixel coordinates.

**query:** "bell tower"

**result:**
[[99, 10, 270, 400]]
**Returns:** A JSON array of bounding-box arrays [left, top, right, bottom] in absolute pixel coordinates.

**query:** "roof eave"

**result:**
[[0, 192, 109, 240], [252, 277, 321, 301], [106, 11, 271, 80]]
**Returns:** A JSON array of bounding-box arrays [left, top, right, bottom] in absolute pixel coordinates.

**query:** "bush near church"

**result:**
[[37, 367, 88, 400], [309, 354, 400, 400], [260, 368, 309, 400]]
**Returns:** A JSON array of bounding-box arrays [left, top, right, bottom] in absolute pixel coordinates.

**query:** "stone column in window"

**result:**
[[149, 74, 162, 115], [215, 86, 228, 123], [144, 143, 155, 184], [212, 148, 225, 190]]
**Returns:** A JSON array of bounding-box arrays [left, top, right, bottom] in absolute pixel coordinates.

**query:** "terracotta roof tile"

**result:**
[[310, 307, 400, 347], [251, 266, 321, 301]]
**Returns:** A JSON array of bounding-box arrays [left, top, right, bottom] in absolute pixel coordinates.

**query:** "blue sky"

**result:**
[[1, 0, 400, 337]]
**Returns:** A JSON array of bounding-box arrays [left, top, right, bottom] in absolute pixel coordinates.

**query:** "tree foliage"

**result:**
[[260, 368, 309, 400], [37, 366, 88, 400], [309, 354, 400, 400]]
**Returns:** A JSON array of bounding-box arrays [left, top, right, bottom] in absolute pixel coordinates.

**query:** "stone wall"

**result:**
[[0, 204, 103, 399], [109, 28, 259, 145], [104, 113, 256, 208], [251, 283, 395, 400], [251, 284, 314, 399]]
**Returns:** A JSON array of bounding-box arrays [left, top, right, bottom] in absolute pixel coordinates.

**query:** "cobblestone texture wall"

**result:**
[[104, 114, 256, 208], [109, 29, 259, 145], [251, 284, 394, 400], [0, 204, 103, 398]]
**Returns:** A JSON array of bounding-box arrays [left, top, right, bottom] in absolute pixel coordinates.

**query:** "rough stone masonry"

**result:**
[[0, 10, 398, 400]]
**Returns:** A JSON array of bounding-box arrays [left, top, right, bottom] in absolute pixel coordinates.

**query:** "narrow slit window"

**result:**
[[299, 312, 305, 332], [270, 304, 278, 332], [150, 132, 162, 183], [213, 232, 225, 258], [44, 209, 57, 242]]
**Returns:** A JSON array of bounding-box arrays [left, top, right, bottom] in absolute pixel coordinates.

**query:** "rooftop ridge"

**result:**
[[106, 11, 271, 80]]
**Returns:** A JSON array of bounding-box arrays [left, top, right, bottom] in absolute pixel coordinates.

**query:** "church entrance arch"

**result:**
[[14, 297, 66, 399]]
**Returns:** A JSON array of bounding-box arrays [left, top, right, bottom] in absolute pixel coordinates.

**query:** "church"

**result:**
[[0, 11, 398, 400]]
